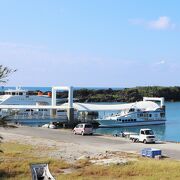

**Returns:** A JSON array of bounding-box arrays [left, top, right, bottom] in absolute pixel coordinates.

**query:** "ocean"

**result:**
[[1, 87, 180, 142], [0, 86, 123, 92]]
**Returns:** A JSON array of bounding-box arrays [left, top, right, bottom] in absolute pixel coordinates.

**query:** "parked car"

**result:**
[[129, 128, 156, 144], [73, 123, 93, 136]]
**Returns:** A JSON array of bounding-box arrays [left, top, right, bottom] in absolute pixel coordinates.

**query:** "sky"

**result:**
[[1, 0, 180, 87]]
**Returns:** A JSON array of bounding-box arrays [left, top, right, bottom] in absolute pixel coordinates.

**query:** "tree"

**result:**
[[0, 65, 16, 153], [0, 65, 16, 126], [0, 65, 16, 83]]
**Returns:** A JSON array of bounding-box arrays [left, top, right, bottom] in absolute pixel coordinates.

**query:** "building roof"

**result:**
[[71, 101, 160, 112]]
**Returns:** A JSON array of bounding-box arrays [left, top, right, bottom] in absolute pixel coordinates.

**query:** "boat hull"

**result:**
[[97, 119, 166, 128]]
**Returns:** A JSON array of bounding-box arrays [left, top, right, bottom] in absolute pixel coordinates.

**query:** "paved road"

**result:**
[[1, 126, 180, 160]]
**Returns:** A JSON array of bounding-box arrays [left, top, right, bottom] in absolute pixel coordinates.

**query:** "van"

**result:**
[[73, 123, 93, 136]]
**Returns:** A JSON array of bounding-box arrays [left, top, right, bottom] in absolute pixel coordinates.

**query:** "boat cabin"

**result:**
[[5, 88, 27, 96]]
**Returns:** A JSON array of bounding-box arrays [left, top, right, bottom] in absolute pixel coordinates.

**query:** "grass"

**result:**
[[59, 160, 180, 180], [0, 142, 180, 180], [0, 142, 71, 180]]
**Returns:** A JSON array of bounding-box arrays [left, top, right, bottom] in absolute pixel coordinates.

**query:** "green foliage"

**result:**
[[72, 86, 180, 102]]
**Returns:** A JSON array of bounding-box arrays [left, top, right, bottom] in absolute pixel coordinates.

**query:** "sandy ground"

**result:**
[[1, 126, 180, 163]]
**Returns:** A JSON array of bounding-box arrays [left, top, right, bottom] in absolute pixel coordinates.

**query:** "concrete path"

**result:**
[[1, 126, 180, 160]]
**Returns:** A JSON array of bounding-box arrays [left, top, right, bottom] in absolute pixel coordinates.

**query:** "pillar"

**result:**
[[67, 108, 74, 122], [51, 87, 56, 106], [51, 87, 57, 117], [161, 97, 165, 107], [67, 86, 74, 122]]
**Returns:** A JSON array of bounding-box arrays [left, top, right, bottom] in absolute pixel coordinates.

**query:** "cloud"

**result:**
[[155, 60, 166, 65], [148, 16, 175, 30], [129, 16, 175, 30]]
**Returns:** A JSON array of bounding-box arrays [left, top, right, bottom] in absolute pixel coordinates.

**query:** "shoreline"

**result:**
[[5, 123, 180, 143], [5, 123, 180, 144]]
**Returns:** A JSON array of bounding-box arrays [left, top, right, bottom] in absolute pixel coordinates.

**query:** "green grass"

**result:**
[[1, 142, 180, 180], [0, 142, 71, 180]]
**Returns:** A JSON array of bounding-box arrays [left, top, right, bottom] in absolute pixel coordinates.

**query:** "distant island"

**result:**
[[72, 86, 180, 102], [25, 86, 180, 102]]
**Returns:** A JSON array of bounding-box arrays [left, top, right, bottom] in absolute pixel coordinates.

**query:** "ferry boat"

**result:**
[[0, 87, 71, 120], [0, 87, 51, 105], [97, 97, 166, 127]]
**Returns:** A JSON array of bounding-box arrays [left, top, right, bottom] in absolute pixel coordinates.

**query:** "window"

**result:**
[[141, 131, 144, 135], [160, 113, 165, 118], [129, 108, 135, 112], [144, 113, 148, 117], [85, 124, 92, 128], [149, 114, 152, 117], [144, 130, 154, 135], [57, 110, 65, 112]]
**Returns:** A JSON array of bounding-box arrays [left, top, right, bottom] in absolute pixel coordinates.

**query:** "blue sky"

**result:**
[[1, 0, 180, 87]]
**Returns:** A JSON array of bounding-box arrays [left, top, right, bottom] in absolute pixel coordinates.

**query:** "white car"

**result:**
[[73, 123, 93, 136]]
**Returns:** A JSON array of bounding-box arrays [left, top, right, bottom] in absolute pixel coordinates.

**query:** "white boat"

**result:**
[[0, 87, 51, 105], [97, 97, 166, 127], [0, 87, 71, 120]]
